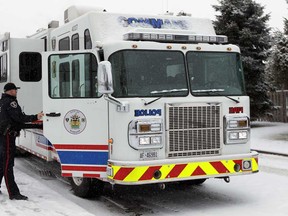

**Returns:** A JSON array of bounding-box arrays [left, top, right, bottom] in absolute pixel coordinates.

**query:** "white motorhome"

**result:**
[[0, 6, 258, 197]]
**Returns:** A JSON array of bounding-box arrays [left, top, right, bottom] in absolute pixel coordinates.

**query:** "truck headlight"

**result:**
[[225, 114, 250, 144], [139, 137, 151, 145], [139, 136, 162, 145], [129, 118, 164, 149], [228, 131, 248, 140], [239, 131, 248, 139], [229, 132, 239, 140], [151, 136, 161, 144]]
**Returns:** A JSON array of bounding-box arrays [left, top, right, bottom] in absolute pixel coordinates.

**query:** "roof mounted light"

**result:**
[[123, 32, 228, 44]]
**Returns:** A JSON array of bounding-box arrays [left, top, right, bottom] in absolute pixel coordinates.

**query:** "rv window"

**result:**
[[0, 54, 7, 82], [84, 29, 92, 49], [72, 34, 79, 50], [48, 53, 99, 98], [19, 52, 42, 82], [59, 37, 70, 51]]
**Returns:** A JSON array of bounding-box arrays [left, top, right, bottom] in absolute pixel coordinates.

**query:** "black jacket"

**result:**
[[0, 93, 37, 135]]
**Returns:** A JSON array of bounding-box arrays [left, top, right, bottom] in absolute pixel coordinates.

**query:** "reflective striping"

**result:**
[[166, 164, 185, 178], [223, 160, 237, 173], [61, 165, 107, 172], [210, 161, 229, 174], [110, 157, 258, 183], [114, 167, 134, 181], [139, 166, 162, 181], [179, 163, 198, 178], [200, 162, 219, 175], [192, 166, 206, 176], [54, 144, 108, 151], [251, 158, 258, 171], [83, 173, 101, 178], [125, 166, 149, 182], [159, 164, 175, 180]]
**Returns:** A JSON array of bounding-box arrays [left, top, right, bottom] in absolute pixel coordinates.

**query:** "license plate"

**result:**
[[140, 150, 158, 160]]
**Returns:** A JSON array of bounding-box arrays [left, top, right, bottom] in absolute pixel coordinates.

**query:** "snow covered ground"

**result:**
[[0, 122, 288, 216], [251, 121, 288, 154]]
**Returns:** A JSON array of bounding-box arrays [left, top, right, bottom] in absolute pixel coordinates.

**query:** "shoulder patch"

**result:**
[[10, 101, 18, 108]]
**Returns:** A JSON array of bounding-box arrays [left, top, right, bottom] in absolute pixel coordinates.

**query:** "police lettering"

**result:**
[[134, 109, 161, 117]]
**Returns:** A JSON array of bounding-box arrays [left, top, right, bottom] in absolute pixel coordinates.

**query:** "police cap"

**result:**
[[4, 83, 20, 92]]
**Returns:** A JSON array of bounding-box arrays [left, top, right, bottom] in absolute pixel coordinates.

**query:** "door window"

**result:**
[[48, 53, 99, 98]]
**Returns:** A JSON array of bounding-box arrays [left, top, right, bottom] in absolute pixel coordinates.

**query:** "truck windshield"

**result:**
[[109, 50, 188, 97], [187, 52, 245, 96]]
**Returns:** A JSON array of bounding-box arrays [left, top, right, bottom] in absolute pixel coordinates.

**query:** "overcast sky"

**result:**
[[0, 0, 287, 37]]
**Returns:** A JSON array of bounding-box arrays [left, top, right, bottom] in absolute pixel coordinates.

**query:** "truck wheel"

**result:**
[[69, 177, 104, 198]]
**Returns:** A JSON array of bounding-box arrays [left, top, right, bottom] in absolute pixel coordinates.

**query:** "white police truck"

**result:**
[[0, 6, 258, 197]]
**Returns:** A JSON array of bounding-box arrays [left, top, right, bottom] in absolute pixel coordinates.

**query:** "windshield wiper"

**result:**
[[151, 88, 188, 94], [192, 89, 240, 103], [144, 89, 188, 106]]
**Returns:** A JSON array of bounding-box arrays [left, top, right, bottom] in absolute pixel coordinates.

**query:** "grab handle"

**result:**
[[46, 112, 61, 117]]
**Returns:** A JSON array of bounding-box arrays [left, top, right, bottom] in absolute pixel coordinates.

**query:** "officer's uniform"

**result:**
[[0, 83, 38, 200]]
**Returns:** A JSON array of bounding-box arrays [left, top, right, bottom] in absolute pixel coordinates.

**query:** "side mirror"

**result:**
[[97, 61, 114, 94]]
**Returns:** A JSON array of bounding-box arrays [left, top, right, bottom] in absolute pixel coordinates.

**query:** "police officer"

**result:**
[[0, 83, 44, 200]]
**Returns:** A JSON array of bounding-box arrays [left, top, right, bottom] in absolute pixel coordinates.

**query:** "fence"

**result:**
[[267, 90, 288, 122]]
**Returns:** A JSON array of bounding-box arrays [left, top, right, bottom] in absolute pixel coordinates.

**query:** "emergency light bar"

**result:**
[[123, 32, 228, 44]]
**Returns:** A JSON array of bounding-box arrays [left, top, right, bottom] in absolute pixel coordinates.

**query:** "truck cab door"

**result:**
[[42, 51, 109, 178]]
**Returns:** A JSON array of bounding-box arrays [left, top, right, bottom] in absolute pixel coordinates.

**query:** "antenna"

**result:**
[[163, 0, 169, 12]]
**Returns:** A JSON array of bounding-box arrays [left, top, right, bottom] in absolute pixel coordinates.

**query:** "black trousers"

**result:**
[[0, 134, 20, 197], [0, 136, 2, 189]]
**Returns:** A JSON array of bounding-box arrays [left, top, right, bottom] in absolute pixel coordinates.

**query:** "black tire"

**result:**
[[69, 177, 104, 198]]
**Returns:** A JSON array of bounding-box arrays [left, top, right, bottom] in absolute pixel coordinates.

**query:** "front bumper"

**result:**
[[107, 151, 258, 185]]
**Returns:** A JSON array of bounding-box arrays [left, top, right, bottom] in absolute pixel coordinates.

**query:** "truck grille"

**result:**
[[167, 104, 221, 158]]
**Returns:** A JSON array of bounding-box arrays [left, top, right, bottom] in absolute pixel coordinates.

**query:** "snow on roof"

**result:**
[[89, 12, 216, 42]]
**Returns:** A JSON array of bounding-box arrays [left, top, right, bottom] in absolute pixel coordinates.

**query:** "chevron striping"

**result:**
[[192, 166, 206, 176], [139, 166, 162, 181], [210, 161, 229, 174], [114, 167, 134, 181], [166, 164, 187, 178], [111, 157, 258, 182], [179, 163, 198, 178], [199, 162, 219, 175], [160, 164, 175, 180], [252, 158, 258, 171], [222, 160, 237, 173], [124, 166, 149, 182]]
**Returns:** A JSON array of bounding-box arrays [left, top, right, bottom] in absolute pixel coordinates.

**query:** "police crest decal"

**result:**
[[64, 109, 87, 135]]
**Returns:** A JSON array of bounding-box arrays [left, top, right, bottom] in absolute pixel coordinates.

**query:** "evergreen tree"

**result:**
[[269, 35, 288, 89], [266, 0, 288, 90], [285, 0, 288, 34], [284, 18, 288, 34], [213, 0, 272, 119]]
